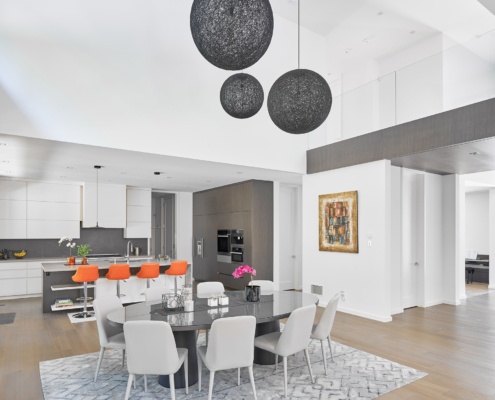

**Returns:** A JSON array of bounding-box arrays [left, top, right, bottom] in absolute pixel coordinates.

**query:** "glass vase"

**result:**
[[245, 285, 260, 302]]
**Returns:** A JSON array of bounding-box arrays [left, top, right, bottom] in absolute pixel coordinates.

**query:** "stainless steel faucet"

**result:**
[[126, 240, 134, 261]]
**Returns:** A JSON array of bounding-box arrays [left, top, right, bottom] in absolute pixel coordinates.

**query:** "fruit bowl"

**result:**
[[13, 250, 27, 259]]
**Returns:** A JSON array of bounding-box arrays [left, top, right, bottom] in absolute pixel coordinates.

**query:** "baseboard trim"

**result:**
[[337, 305, 392, 323]]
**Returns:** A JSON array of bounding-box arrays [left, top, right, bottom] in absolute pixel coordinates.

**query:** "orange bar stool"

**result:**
[[136, 262, 160, 290], [165, 260, 188, 294], [72, 265, 99, 319], [106, 264, 131, 298]]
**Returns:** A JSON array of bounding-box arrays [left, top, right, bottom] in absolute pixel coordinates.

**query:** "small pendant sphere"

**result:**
[[220, 73, 264, 119]]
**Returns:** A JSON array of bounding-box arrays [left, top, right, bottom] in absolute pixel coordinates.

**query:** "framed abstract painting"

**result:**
[[319, 191, 358, 253]]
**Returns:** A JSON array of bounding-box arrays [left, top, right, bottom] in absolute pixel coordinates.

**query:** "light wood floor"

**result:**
[[1, 293, 495, 400]]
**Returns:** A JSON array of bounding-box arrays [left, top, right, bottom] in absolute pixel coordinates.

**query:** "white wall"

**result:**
[[424, 173, 444, 306], [302, 160, 392, 322], [489, 189, 495, 289], [465, 191, 489, 254], [0, 2, 330, 175], [390, 166, 402, 314]]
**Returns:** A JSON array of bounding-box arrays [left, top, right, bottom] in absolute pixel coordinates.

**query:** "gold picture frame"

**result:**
[[319, 191, 358, 253]]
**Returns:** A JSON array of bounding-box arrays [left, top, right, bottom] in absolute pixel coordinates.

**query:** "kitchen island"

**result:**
[[41, 258, 188, 313]]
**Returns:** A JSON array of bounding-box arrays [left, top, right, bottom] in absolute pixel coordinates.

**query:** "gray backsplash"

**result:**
[[0, 226, 148, 259]]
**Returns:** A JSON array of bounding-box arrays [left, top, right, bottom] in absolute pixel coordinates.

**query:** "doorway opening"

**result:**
[[151, 192, 176, 259]]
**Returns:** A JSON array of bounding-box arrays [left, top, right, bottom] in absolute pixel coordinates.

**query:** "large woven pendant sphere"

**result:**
[[190, 0, 274, 70], [220, 73, 264, 119], [268, 69, 332, 134]]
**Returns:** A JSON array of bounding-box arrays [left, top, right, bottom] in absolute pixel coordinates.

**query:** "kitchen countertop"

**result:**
[[42, 257, 174, 272]]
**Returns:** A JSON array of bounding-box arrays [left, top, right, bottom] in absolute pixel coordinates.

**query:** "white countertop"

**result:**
[[41, 258, 174, 272]]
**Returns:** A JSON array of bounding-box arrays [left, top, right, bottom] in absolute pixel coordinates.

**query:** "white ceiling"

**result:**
[[0, 0, 494, 192]]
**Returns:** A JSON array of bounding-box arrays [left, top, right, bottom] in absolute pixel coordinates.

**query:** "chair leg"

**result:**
[[321, 340, 328, 376], [184, 350, 189, 395], [198, 354, 202, 391], [208, 370, 215, 400], [144, 374, 147, 392], [238, 367, 241, 385], [94, 347, 105, 382], [283, 356, 288, 398], [328, 335, 334, 362], [275, 354, 278, 371], [124, 374, 133, 400], [248, 366, 257, 400], [122, 349, 126, 367], [169, 373, 176, 400], [304, 348, 314, 384], [206, 329, 209, 345]]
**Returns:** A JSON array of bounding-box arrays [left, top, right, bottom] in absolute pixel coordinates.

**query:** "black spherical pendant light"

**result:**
[[220, 73, 264, 119], [267, 69, 332, 134], [190, 0, 274, 70]]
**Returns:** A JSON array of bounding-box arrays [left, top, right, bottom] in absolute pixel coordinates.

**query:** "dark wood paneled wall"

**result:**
[[307, 97, 495, 174]]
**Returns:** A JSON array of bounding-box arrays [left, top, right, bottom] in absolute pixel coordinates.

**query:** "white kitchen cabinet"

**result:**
[[83, 183, 126, 228], [0, 262, 27, 297], [26, 261, 42, 295], [124, 188, 151, 238], [0, 180, 27, 239], [26, 182, 80, 239], [0, 180, 26, 200], [27, 220, 80, 239], [27, 182, 80, 203], [0, 220, 26, 239]]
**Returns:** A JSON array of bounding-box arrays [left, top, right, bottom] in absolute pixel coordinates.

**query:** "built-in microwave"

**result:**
[[230, 246, 243, 263]]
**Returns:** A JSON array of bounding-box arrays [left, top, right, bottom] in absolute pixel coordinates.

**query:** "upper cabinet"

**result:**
[[82, 183, 126, 228], [124, 188, 151, 238], [0, 180, 80, 239], [27, 182, 80, 238], [0, 180, 27, 239]]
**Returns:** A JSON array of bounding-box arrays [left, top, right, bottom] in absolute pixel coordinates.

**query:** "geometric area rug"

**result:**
[[40, 333, 427, 399]]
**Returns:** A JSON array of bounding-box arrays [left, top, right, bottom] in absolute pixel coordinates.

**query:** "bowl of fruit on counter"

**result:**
[[13, 250, 27, 259]]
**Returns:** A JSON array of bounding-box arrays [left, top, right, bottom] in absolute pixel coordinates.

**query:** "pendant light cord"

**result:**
[[298, 0, 300, 69], [96, 167, 99, 227]]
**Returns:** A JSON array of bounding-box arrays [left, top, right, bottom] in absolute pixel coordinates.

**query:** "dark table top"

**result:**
[[107, 290, 319, 331]]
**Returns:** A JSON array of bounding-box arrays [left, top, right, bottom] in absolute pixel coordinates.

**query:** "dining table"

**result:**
[[107, 290, 319, 389]]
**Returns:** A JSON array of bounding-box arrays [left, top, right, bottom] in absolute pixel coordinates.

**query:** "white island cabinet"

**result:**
[[83, 183, 126, 228], [124, 188, 151, 238]]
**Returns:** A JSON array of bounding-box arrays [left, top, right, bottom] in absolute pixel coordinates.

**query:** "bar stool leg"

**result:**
[[73, 282, 94, 318]]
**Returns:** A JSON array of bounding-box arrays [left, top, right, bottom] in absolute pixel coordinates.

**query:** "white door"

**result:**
[[402, 171, 424, 309], [279, 186, 297, 290]]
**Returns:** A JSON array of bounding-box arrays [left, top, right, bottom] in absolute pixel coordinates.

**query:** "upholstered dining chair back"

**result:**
[[311, 292, 340, 375], [249, 280, 274, 292], [93, 295, 124, 346], [312, 292, 339, 340], [93, 295, 126, 382], [123, 320, 188, 400], [206, 315, 256, 370], [275, 304, 316, 357], [197, 281, 225, 297], [197, 316, 257, 399]]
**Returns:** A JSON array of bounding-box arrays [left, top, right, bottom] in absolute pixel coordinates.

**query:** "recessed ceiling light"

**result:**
[[362, 38, 371, 44], [344, 48, 351, 54], [60, 175, 66, 178], [377, 11, 383, 16], [2, 160, 10, 163], [167, 176, 172, 179], [154, 171, 161, 175], [121, 172, 126, 175], [206, 180, 212, 183], [0, 143, 6, 146], [410, 30, 416, 35], [66, 166, 74, 169], [469, 151, 481, 156], [236, 171, 243, 174]]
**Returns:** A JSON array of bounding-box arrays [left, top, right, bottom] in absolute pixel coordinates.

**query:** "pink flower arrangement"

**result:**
[[232, 265, 257, 280]]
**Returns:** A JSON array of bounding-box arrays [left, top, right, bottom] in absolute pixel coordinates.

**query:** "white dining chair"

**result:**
[[196, 281, 225, 297], [123, 320, 188, 400], [254, 304, 316, 398], [198, 316, 257, 400], [144, 286, 169, 302], [311, 292, 339, 375], [248, 280, 275, 292], [93, 295, 126, 382]]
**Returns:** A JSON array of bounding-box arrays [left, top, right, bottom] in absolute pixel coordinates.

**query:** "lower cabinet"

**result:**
[[0, 261, 42, 297]]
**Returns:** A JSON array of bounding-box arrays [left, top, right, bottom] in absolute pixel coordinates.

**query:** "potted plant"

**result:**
[[232, 265, 259, 302], [77, 244, 92, 265], [59, 237, 76, 265]]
